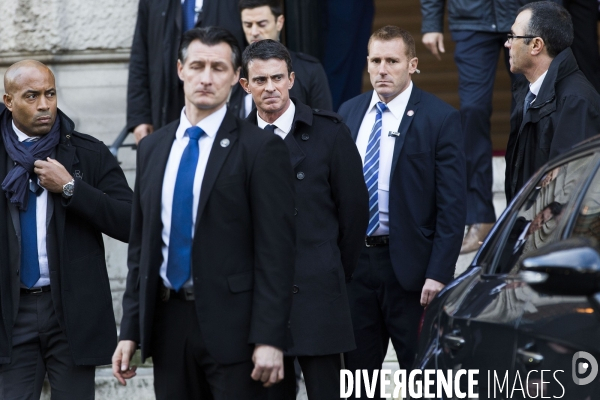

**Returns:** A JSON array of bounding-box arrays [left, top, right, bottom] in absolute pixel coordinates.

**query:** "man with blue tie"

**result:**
[[0, 60, 133, 399], [338, 26, 466, 398], [113, 27, 296, 399]]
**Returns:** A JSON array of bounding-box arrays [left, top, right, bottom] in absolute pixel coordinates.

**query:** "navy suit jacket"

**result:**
[[338, 85, 466, 291]]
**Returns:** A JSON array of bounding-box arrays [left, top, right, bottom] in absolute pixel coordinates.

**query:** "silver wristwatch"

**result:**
[[62, 178, 75, 198]]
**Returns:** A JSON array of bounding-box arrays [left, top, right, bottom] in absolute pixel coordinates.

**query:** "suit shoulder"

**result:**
[[69, 131, 107, 152], [419, 90, 458, 115], [291, 51, 321, 65]]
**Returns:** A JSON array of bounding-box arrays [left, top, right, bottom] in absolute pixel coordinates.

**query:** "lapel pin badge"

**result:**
[[407, 110, 415, 117], [388, 131, 400, 137], [74, 170, 83, 179], [220, 138, 230, 148]]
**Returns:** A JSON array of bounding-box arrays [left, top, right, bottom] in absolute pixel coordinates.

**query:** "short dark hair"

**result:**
[[368, 25, 416, 59], [241, 39, 293, 78], [178, 27, 241, 70], [518, 1, 573, 58], [238, 0, 283, 18]]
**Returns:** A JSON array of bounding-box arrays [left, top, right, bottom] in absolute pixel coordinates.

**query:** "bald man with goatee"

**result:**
[[0, 60, 132, 399]]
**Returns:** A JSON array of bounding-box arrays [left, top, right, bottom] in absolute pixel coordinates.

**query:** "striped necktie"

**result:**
[[364, 101, 387, 236]]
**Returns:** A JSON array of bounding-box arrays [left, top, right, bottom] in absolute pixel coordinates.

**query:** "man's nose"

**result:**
[[251, 24, 260, 37], [265, 78, 275, 91], [37, 96, 50, 110]]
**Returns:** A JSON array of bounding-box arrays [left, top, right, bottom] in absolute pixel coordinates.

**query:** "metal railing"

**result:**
[[108, 127, 136, 161]]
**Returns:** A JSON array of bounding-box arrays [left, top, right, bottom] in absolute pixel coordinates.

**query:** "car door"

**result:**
[[512, 154, 600, 400], [434, 152, 598, 399]]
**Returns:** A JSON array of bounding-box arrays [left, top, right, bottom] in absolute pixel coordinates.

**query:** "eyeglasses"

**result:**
[[506, 34, 537, 43]]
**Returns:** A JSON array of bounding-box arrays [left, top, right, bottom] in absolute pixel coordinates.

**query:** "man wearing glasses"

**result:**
[[504, 1, 600, 202]]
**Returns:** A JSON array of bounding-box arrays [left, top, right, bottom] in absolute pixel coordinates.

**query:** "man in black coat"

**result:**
[[0, 60, 132, 399], [233, 0, 332, 118], [127, 0, 246, 143], [240, 39, 368, 398], [504, 1, 600, 202], [113, 28, 296, 400]]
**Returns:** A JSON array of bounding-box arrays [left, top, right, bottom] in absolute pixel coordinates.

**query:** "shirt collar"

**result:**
[[529, 70, 548, 97], [12, 121, 36, 142], [177, 104, 227, 140], [256, 100, 296, 134], [368, 81, 413, 119]]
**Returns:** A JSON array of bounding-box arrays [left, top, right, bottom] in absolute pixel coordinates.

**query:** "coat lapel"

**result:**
[[195, 111, 238, 229], [390, 86, 421, 182], [348, 94, 372, 142]]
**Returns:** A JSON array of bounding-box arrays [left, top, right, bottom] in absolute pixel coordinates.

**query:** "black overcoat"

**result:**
[[248, 100, 368, 355], [0, 109, 132, 365], [505, 48, 600, 202]]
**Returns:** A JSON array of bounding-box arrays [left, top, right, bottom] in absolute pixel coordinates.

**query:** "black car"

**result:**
[[415, 136, 600, 399]]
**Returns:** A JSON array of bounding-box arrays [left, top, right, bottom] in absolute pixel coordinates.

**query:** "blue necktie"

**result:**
[[364, 102, 387, 236], [264, 124, 276, 133], [523, 90, 536, 114], [182, 0, 196, 32], [166, 126, 203, 291], [20, 140, 40, 288]]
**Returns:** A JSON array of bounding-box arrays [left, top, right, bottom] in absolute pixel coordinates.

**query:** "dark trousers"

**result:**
[[323, 0, 375, 110], [0, 291, 95, 400], [345, 245, 423, 400], [151, 296, 269, 400], [452, 30, 516, 224], [269, 354, 342, 399]]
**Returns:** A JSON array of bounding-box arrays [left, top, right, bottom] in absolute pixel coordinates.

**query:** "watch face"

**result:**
[[63, 181, 75, 196]]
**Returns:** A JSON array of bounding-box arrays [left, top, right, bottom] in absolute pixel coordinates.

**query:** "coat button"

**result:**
[[294, 208, 298, 216], [301, 133, 309, 141], [292, 285, 299, 294], [296, 172, 305, 180], [16, 269, 19, 276]]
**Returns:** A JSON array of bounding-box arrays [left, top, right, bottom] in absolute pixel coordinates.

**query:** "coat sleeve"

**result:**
[[126, 0, 153, 132], [426, 108, 467, 284], [549, 94, 600, 159], [307, 62, 333, 111], [119, 144, 145, 344], [63, 143, 132, 243], [421, 0, 446, 33], [247, 135, 296, 349], [329, 123, 368, 279]]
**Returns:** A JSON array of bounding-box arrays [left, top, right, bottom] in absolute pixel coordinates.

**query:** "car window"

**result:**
[[571, 163, 600, 242], [489, 155, 594, 275]]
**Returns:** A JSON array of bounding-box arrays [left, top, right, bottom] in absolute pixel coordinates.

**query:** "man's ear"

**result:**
[[530, 37, 546, 56], [288, 71, 295, 89], [176, 59, 184, 81], [240, 77, 250, 93], [3, 94, 12, 111], [408, 57, 419, 75]]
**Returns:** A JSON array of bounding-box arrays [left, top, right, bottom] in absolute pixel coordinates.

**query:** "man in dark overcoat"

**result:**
[[0, 60, 132, 399], [504, 1, 600, 202], [241, 39, 368, 399]]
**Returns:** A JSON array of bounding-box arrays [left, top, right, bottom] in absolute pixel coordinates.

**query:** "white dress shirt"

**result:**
[[256, 101, 296, 140], [529, 70, 548, 104], [159, 105, 225, 288], [356, 82, 413, 236], [13, 122, 50, 288]]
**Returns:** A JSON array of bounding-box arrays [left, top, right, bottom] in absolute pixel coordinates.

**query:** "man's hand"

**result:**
[[112, 340, 138, 386], [34, 158, 73, 193], [422, 32, 445, 60], [420, 278, 445, 307], [251, 344, 284, 387], [133, 123, 154, 144]]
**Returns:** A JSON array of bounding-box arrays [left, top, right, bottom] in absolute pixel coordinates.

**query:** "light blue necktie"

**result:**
[[20, 139, 41, 288], [166, 126, 203, 291], [364, 102, 387, 236]]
